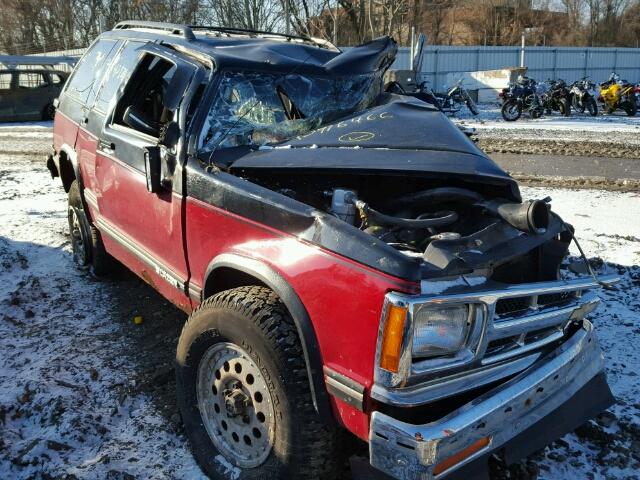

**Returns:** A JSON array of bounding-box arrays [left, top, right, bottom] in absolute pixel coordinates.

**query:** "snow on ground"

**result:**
[[0, 126, 638, 479], [454, 105, 640, 133], [0, 121, 53, 131]]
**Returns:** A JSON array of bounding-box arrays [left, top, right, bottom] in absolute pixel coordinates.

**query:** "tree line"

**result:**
[[1, 0, 639, 55]]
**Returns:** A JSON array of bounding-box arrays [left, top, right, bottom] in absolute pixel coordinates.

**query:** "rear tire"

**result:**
[[42, 103, 55, 120], [501, 99, 521, 121], [559, 98, 571, 117], [67, 181, 113, 276], [176, 286, 344, 480]]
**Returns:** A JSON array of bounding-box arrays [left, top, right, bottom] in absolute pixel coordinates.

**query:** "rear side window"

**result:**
[[93, 41, 144, 114], [0, 73, 11, 89], [65, 39, 118, 106], [19, 72, 48, 89], [50, 73, 63, 84]]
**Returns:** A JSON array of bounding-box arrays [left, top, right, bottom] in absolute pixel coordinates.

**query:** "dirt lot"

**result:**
[[454, 106, 640, 160], [0, 124, 639, 480]]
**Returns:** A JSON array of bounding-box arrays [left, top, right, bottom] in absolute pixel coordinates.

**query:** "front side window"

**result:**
[[112, 54, 177, 138], [198, 70, 381, 153], [18, 72, 48, 89], [64, 39, 119, 105]]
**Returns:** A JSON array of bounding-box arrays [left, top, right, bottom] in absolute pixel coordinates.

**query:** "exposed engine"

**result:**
[[326, 186, 569, 283]]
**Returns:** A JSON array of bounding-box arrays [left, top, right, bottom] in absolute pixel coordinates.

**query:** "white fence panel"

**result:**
[[392, 45, 640, 90]]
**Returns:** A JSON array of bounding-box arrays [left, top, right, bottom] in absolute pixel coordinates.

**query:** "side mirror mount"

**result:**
[[144, 146, 162, 193], [123, 105, 160, 137]]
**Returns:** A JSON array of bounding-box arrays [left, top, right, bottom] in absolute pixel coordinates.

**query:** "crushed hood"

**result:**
[[230, 95, 520, 201]]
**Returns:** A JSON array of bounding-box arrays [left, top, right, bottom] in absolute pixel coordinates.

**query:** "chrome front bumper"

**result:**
[[369, 320, 609, 479]]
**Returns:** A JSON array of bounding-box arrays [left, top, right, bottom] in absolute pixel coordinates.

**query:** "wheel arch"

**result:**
[[57, 145, 80, 193], [200, 253, 334, 425]]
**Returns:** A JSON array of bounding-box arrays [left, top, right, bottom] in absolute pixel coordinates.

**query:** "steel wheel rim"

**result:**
[[197, 342, 275, 468], [68, 206, 87, 265]]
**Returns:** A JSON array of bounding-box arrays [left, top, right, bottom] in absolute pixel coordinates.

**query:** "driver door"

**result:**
[[94, 47, 199, 309]]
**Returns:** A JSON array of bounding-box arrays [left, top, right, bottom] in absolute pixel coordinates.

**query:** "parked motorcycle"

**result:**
[[598, 73, 637, 116], [500, 76, 544, 121], [539, 79, 571, 116], [421, 79, 479, 115], [384, 79, 478, 116], [634, 82, 640, 111], [569, 77, 598, 116]]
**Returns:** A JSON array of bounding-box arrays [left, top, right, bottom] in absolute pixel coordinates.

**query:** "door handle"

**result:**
[[99, 140, 116, 153]]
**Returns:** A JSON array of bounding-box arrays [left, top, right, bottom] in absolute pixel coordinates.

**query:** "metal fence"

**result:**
[[393, 46, 640, 91]]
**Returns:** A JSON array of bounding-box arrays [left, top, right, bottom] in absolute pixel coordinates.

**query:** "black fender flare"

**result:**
[[202, 253, 334, 424], [57, 144, 81, 192]]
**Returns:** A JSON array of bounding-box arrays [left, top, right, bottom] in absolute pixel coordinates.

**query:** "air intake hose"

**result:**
[[481, 199, 550, 234]]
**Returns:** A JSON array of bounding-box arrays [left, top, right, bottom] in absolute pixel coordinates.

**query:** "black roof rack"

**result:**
[[114, 21, 196, 41], [112, 21, 336, 50], [188, 25, 312, 42]]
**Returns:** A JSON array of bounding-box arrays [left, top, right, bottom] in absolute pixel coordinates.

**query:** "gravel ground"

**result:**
[[453, 105, 640, 159], [0, 124, 639, 480]]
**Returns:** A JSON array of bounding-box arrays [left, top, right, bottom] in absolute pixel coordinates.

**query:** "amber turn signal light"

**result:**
[[379, 304, 408, 373], [432, 436, 491, 476]]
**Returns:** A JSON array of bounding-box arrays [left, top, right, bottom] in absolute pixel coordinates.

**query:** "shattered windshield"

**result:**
[[198, 70, 382, 152]]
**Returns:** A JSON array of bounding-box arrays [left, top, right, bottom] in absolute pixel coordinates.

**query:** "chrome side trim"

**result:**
[[189, 283, 202, 302], [323, 367, 365, 411], [83, 188, 99, 213], [96, 218, 187, 292], [369, 321, 605, 479]]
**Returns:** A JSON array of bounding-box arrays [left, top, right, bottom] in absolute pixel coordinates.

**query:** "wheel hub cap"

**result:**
[[197, 343, 275, 468]]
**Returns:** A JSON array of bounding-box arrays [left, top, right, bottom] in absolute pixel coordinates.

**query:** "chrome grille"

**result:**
[[483, 283, 600, 366]]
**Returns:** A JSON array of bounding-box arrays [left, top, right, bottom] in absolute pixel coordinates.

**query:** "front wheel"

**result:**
[[176, 286, 343, 479], [466, 97, 479, 116], [585, 97, 598, 116], [501, 99, 521, 121], [558, 98, 571, 117], [622, 99, 637, 117]]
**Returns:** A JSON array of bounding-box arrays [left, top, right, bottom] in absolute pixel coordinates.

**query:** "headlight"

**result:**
[[412, 304, 472, 358]]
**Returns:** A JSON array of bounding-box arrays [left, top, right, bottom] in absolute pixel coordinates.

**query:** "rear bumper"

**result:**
[[369, 320, 614, 479]]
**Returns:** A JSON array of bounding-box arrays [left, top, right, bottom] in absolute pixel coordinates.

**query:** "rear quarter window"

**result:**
[[64, 39, 119, 106], [18, 72, 48, 89], [0, 73, 11, 90], [93, 41, 145, 114]]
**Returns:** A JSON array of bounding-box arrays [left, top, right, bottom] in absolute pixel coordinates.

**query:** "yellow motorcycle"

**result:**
[[598, 73, 637, 116]]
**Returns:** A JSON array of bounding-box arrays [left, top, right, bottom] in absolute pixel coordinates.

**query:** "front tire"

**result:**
[[586, 97, 598, 116], [501, 99, 521, 121], [176, 286, 343, 480], [622, 99, 637, 117], [558, 98, 571, 116]]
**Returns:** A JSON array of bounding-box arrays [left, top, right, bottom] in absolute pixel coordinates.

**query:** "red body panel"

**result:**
[[75, 128, 98, 192], [52, 110, 78, 153], [55, 120, 421, 441], [185, 197, 418, 440]]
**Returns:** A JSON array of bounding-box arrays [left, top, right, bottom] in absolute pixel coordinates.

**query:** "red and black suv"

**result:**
[[47, 21, 617, 480]]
